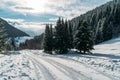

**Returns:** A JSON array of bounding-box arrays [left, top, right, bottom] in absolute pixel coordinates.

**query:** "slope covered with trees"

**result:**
[[0, 18, 29, 38], [70, 0, 120, 44]]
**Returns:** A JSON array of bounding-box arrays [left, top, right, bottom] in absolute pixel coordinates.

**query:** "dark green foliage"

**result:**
[[54, 18, 68, 54], [49, 24, 53, 52], [0, 27, 6, 52], [68, 22, 73, 49], [63, 20, 70, 50], [74, 21, 94, 53], [11, 38, 16, 50], [113, 2, 120, 24], [43, 17, 76, 54], [43, 24, 53, 54], [102, 19, 113, 41], [53, 18, 74, 54], [96, 30, 103, 44]]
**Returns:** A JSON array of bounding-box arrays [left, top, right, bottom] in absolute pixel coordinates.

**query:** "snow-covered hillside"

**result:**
[[0, 37, 120, 80]]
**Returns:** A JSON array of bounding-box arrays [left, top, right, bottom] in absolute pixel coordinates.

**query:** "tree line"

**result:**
[[0, 17, 94, 54], [43, 18, 94, 54]]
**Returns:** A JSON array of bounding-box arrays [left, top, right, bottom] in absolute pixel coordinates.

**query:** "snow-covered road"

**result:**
[[0, 50, 116, 80], [25, 51, 90, 80], [21, 50, 113, 80], [0, 37, 120, 80]]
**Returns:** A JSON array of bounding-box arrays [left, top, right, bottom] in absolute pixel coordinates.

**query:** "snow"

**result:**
[[15, 37, 33, 46], [0, 37, 120, 80]]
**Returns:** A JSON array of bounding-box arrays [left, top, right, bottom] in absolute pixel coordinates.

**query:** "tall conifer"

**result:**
[[0, 27, 6, 53], [74, 21, 94, 53]]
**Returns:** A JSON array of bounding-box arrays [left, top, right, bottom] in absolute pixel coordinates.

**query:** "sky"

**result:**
[[0, 0, 111, 36]]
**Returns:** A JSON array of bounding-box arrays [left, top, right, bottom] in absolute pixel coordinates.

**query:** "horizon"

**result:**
[[0, 0, 111, 36]]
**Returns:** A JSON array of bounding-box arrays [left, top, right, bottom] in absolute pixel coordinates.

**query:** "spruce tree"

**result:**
[[0, 27, 6, 53], [11, 38, 16, 50], [63, 20, 69, 50], [54, 17, 68, 54], [43, 24, 51, 53], [53, 17, 61, 53], [68, 21, 73, 49], [49, 24, 53, 53], [74, 21, 94, 53], [43, 24, 53, 54], [73, 21, 83, 53]]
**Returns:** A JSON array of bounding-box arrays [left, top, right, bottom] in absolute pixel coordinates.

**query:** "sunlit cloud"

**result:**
[[0, 0, 111, 19]]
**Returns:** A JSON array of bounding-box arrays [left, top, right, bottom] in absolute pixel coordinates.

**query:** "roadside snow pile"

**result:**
[[93, 37, 120, 56], [0, 53, 36, 80]]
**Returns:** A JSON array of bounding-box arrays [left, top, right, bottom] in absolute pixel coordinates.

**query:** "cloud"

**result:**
[[49, 18, 58, 22], [0, 0, 111, 19], [14, 6, 34, 10]]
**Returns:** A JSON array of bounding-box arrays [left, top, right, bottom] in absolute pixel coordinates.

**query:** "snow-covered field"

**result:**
[[0, 37, 120, 80]]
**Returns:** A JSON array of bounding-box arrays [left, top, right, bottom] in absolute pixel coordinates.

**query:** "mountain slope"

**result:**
[[70, 0, 120, 43], [0, 18, 29, 37]]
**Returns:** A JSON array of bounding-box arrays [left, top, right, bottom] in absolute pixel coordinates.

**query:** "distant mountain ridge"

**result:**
[[70, 0, 120, 43], [0, 18, 29, 37]]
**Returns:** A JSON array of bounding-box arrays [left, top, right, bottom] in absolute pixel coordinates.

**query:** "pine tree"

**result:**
[[73, 21, 83, 53], [43, 24, 50, 53], [54, 17, 68, 54], [0, 27, 6, 53], [49, 24, 53, 53], [11, 38, 16, 50], [68, 21, 73, 49], [74, 21, 94, 53], [54, 17, 63, 53], [43, 24, 53, 54], [63, 20, 69, 50]]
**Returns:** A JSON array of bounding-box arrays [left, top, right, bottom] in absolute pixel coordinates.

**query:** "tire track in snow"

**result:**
[[26, 54, 75, 80], [28, 59, 41, 80], [25, 54, 55, 80], [44, 56, 113, 80], [23, 51, 112, 80], [51, 55, 119, 80], [25, 52, 91, 80], [41, 57, 91, 80]]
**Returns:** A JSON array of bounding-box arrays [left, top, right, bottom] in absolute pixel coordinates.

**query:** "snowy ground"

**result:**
[[0, 37, 120, 80]]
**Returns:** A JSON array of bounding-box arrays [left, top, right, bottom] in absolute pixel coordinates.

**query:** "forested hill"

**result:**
[[0, 18, 29, 38], [70, 0, 120, 43]]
